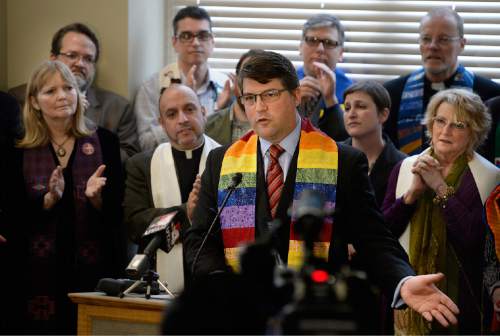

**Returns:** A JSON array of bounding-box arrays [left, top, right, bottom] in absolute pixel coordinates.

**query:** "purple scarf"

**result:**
[[22, 132, 103, 322], [23, 132, 103, 242]]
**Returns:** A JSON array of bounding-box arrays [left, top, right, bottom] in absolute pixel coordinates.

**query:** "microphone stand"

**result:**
[[120, 254, 175, 299], [190, 182, 238, 277], [120, 269, 175, 299]]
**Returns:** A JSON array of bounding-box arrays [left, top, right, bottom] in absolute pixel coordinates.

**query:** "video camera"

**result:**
[[163, 189, 380, 334], [248, 189, 380, 334]]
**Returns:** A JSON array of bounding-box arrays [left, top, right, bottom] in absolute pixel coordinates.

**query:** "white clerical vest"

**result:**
[[150, 135, 220, 293]]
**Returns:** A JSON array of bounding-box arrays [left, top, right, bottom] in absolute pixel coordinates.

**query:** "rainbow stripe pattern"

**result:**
[[218, 119, 338, 271]]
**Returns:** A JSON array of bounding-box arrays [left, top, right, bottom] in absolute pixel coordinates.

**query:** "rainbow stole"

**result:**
[[218, 119, 338, 271]]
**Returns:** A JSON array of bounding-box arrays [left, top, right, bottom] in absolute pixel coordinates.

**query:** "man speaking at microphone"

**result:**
[[124, 84, 219, 293], [184, 51, 459, 330]]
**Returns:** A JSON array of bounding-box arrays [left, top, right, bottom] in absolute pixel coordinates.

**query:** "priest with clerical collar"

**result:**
[[124, 84, 220, 293]]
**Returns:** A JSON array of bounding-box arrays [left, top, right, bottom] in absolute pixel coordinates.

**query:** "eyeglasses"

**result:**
[[238, 88, 288, 107], [176, 30, 213, 43], [58, 51, 96, 65], [432, 116, 468, 130], [419, 35, 461, 47], [303, 36, 340, 49]]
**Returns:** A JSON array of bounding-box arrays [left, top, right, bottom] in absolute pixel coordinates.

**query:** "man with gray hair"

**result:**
[[384, 7, 500, 155], [297, 13, 352, 140]]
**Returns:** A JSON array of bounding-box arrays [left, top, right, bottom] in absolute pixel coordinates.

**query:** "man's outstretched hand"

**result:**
[[401, 273, 459, 327]]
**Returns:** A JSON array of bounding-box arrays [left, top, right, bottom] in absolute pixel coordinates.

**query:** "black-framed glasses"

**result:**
[[58, 51, 95, 65], [432, 116, 468, 130], [238, 89, 288, 107], [303, 36, 340, 49], [176, 30, 213, 43], [419, 35, 461, 47]]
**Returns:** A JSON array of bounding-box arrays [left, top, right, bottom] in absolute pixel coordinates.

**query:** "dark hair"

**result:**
[[343, 81, 391, 114], [173, 6, 212, 35], [235, 49, 266, 75], [237, 51, 299, 94], [302, 14, 345, 46], [51, 23, 100, 62], [421, 7, 464, 38]]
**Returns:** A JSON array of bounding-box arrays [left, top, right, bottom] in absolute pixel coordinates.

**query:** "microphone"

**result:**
[[125, 209, 182, 278], [190, 172, 243, 276], [144, 210, 182, 254], [229, 172, 243, 188]]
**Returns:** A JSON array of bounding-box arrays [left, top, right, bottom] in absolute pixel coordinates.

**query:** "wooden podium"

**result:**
[[69, 292, 169, 335]]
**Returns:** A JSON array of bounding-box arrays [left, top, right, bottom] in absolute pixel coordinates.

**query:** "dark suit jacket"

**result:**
[[8, 84, 139, 162], [316, 104, 349, 141], [124, 150, 186, 245], [124, 148, 196, 285], [0, 91, 20, 150], [0, 92, 21, 243], [184, 141, 415, 296], [482, 96, 500, 164], [342, 134, 407, 206], [85, 87, 139, 161]]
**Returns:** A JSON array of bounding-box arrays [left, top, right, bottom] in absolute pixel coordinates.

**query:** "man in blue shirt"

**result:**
[[297, 14, 352, 140]]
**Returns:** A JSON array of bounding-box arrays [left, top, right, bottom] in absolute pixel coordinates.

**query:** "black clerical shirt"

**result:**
[[171, 145, 204, 203]]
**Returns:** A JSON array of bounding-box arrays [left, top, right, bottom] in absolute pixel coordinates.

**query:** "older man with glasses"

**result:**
[[8, 23, 139, 162], [383, 7, 500, 155], [296, 13, 352, 141], [133, 6, 230, 151]]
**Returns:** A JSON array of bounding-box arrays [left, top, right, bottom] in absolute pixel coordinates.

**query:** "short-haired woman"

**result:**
[[343, 80, 407, 206], [382, 88, 499, 334]]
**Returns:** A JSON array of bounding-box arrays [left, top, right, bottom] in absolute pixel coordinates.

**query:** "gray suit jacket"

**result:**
[[205, 105, 232, 146], [8, 84, 139, 162]]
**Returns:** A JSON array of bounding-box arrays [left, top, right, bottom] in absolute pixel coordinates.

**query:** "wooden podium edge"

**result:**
[[69, 292, 166, 335]]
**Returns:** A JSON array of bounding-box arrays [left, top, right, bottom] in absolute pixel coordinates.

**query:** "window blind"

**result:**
[[171, 0, 500, 83]]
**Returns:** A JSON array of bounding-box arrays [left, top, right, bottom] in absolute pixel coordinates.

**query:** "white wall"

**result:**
[[128, 0, 166, 99], [165, 0, 177, 70]]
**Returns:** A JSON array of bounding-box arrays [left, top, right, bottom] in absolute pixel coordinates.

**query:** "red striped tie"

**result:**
[[267, 144, 285, 218]]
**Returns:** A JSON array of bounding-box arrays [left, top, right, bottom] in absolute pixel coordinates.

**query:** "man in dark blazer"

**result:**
[[8, 23, 139, 162], [0, 91, 20, 151], [124, 84, 219, 293], [483, 96, 500, 166], [184, 51, 459, 330], [0, 91, 20, 244]]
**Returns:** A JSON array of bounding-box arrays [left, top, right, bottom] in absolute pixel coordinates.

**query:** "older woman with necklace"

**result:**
[[0, 60, 125, 334], [382, 88, 499, 334]]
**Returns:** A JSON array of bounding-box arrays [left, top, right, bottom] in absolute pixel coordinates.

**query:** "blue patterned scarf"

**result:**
[[398, 65, 474, 155]]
